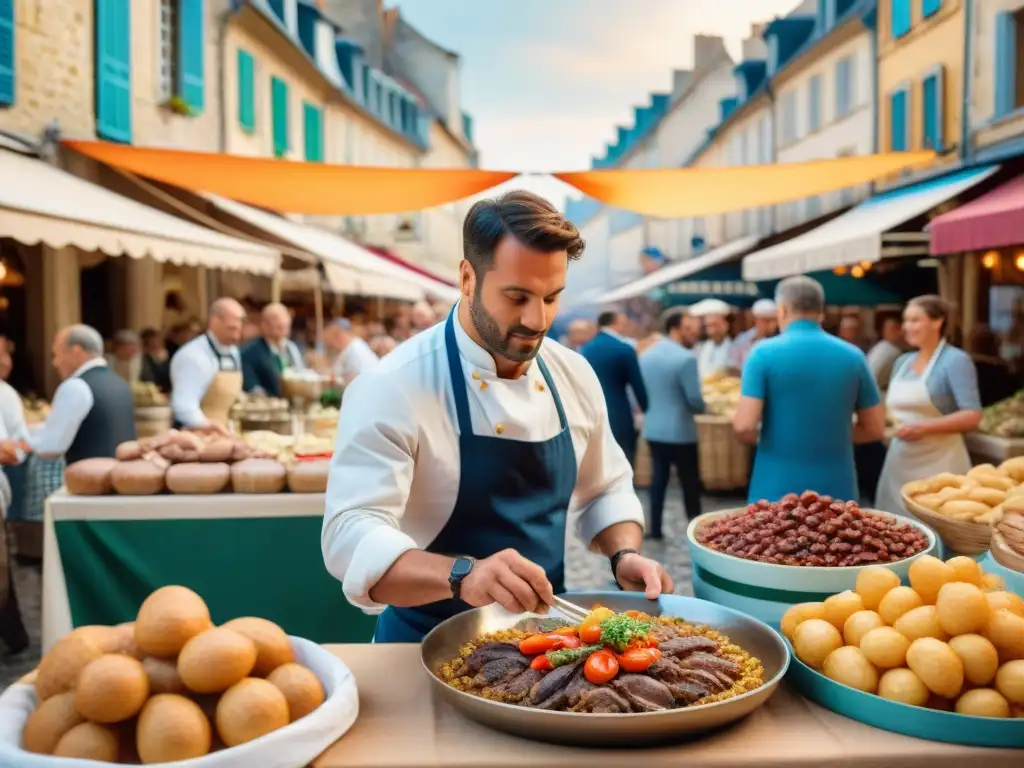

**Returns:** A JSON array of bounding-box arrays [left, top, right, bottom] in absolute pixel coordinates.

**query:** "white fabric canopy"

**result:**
[[741, 166, 999, 281], [594, 236, 760, 303], [0, 149, 280, 274], [205, 194, 460, 302]]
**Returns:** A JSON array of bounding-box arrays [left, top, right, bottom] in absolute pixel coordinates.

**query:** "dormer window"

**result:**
[[735, 72, 748, 102], [767, 35, 780, 76]]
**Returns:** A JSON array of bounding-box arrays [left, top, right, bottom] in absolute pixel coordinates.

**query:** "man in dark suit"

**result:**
[[241, 303, 306, 397], [580, 311, 648, 467]]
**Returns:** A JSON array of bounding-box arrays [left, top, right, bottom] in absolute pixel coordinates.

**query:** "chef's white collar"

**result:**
[[206, 332, 237, 355], [70, 358, 107, 380], [452, 302, 536, 379]]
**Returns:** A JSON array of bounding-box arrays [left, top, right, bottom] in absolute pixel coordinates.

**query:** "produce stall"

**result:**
[[41, 490, 377, 653], [966, 392, 1024, 463]]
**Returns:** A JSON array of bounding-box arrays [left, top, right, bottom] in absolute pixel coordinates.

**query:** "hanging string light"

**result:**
[[982, 251, 999, 270]]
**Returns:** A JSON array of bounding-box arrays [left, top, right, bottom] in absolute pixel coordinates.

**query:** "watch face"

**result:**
[[451, 557, 474, 579]]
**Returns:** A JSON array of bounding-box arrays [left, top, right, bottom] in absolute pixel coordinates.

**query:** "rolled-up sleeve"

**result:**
[[569, 364, 645, 549], [322, 372, 420, 613]]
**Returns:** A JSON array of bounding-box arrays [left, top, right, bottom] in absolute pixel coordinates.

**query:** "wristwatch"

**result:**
[[449, 556, 476, 601], [609, 548, 639, 590]]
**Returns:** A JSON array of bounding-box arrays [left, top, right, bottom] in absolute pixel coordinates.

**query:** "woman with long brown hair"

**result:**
[[875, 295, 983, 514]]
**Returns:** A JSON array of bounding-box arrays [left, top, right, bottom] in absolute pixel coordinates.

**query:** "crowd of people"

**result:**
[[560, 279, 1022, 545]]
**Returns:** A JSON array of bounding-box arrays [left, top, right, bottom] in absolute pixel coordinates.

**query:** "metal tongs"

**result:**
[[548, 595, 589, 624]]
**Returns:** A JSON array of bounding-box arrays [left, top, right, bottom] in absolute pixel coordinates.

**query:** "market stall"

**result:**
[[41, 490, 376, 653]]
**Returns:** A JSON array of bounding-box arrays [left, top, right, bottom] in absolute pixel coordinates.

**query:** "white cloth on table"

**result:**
[[322, 310, 645, 613]]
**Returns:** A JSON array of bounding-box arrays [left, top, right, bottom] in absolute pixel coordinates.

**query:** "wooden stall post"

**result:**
[[963, 254, 979, 353]]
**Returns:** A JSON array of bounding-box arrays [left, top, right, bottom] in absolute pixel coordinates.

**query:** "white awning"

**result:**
[[0, 149, 280, 275], [594, 236, 761, 303], [741, 166, 999, 281], [204, 194, 460, 302]]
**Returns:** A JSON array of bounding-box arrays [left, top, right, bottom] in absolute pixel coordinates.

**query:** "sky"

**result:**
[[389, 0, 802, 207]]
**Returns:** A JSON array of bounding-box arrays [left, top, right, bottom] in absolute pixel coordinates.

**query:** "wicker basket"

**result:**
[[900, 484, 993, 555], [134, 406, 172, 439], [634, 438, 652, 487], [990, 531, 1024, 574], [695, 414, 750, 492]]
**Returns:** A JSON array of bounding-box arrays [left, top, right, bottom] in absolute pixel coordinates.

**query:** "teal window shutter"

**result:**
[[808, 75, 822, 132], [890, 90, 908, 151], [177, 0, 204, 113], [303, 101, 323, 162], [0, 0, 14, 106], [95, 0, 132, 143], [237, 48, 255, 132], [922, 71, 942, 149], [891, 0, 911, 39], [922, 0, 941, 18], [271, 76, 289, 157], [995, 11, 1017, 118]]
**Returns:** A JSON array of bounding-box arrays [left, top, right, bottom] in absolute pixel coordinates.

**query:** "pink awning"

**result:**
[[929, 174, 1024, 255]]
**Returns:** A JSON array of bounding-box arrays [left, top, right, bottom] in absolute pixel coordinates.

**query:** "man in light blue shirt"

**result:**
[[639, 312, 706, 539], [733, 277, 886, 503]]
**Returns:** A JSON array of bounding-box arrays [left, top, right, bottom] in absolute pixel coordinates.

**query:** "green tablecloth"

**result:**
[[44, 491, 377, 650]]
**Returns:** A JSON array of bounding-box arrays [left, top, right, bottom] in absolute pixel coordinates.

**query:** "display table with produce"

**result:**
[[41, 490, 377, 653], [308, 644, 1022, 768]]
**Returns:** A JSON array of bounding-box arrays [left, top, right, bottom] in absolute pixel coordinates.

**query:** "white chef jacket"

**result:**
[[0, 379, 30, 512], [169, 334, 242, 428], [29, 359, 108, 459], [323, 313, 646, 613], [332, 337, 379, 383], [697, 338, 734, 378]]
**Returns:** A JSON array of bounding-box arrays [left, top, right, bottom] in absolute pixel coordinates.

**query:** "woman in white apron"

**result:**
[[876, 296, 983, 516]]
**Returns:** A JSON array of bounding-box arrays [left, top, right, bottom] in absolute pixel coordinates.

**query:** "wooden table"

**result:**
[[313, 644, 1024, 768]]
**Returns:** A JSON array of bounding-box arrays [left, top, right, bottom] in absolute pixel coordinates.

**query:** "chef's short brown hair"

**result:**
[[463, 190, 585, 276]]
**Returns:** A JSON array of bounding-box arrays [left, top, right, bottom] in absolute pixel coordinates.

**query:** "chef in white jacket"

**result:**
[[693, 299, 734, 378], [322, 191, 673, 643]]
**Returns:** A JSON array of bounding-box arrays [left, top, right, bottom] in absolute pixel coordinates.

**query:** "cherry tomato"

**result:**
[[518, 633, 572, 656], [617, 647, 662, 673], [584, 649, 620, 685], [530, 654, 553, 671], [558, 634, 582, 649], [579, 624, 603, 644]]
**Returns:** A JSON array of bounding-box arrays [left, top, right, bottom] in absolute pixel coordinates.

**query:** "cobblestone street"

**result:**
[[0, 490, 742, 687]]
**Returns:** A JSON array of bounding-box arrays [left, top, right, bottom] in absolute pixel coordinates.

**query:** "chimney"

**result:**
[[693, 35, 729, 71], [741, 24, 769, 61], [672, 69, 694, 98]]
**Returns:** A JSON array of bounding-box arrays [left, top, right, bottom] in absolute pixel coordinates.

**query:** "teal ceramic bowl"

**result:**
[[786, 640, 1024, 747], [687, 509, 938, 591]]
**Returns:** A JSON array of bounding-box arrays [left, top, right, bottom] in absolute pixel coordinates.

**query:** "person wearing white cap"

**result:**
[[693, 300, 734, 379], [729, 299, 778, 372]]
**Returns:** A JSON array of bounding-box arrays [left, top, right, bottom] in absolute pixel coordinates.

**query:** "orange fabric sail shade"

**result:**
[[553, 151, 936, 218], [63, 141, 519, 216]]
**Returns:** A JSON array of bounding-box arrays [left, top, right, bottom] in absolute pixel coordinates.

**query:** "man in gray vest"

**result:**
[[31, 325, 136, 464]]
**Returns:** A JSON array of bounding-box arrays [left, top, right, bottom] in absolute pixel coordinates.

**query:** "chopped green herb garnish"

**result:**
[[546, 644, 603, 668], [535, 617, 573, 633], [598, 614, 651, 652]]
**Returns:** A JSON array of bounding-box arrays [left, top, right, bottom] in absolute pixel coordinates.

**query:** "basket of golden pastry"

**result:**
[[901, 459, 1024, 554], [991, 509, 1024, 574]]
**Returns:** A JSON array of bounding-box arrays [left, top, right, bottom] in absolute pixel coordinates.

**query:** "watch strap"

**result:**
[[449, 556, 475, 600], [609, 548, 639, 590]]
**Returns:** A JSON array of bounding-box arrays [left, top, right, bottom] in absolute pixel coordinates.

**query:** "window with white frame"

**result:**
[[781, 91, 797, 145], [994, 9, 1024, 117], [808, 74, 822, 132], [158, 0, 179, 101], [835, 55, 854, 119]]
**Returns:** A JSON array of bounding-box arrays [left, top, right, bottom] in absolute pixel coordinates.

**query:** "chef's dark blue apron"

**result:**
[[171, 335, 240, 429], [373, 312, 578, 643]]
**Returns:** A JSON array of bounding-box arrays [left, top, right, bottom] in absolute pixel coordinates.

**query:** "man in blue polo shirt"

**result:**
[[732, 276, 886, 503]]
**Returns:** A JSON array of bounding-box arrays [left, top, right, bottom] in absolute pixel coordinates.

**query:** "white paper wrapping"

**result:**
[[0, 637, 357, 768]]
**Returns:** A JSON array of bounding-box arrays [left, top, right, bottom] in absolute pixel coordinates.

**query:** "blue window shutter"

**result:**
[[95, 0, 132, 143], [808, 75, 821, 132], [178, 0, 204, 113], [890, 90, 907, 151], [922, 0, 941, 18], [237, 49, 255, 132], [891, 0, 911, 39], [271, 76, 289, 157], [995, 11, 1018, 117], [0, 0, 14, 106], [922, 72, 944, 149], [303, 101, 323, 162]]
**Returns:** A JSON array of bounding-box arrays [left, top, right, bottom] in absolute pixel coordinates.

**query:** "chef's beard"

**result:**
[[469, 289, 545, 364]]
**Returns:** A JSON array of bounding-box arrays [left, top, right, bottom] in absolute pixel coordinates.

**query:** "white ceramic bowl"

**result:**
[[687, 508, 938, 594]]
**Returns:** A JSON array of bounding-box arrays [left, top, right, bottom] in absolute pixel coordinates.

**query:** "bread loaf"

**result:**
[[231, 459, 287, 494], [198, 438, 235, 463], [115, 441, 143, 461], [65, 459, 118, 496], [166, 463, 231, 495], [286, 460, 329, 494], [111, 460, 167, 496]]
